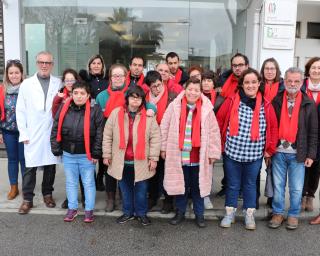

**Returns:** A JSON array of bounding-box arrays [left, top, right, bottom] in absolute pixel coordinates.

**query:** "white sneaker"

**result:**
[[204, 196, 214, 210]]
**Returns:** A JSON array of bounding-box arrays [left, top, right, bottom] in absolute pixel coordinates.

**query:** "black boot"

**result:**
[[170, 211, 185, 225]]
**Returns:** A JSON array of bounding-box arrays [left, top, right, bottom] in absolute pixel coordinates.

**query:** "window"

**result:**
[[307, 22, 320, 39]]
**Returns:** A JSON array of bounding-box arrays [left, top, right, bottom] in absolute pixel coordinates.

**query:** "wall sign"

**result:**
[[263, 25, 295, 50], [264, 0, 297, 25]]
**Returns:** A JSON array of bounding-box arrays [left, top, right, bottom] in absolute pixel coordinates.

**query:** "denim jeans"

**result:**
[[272, 152, 305, 217], [175, 165, 204, 217], [2, 129, 25, 185], [224, 155, 262, 209], [62, 152, 96, 211], [118, 164, 148, 217], [22, 165, 56, 202]]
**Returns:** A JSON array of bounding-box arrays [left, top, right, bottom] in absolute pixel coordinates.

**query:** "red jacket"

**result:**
[[216, 95, 278, 156]]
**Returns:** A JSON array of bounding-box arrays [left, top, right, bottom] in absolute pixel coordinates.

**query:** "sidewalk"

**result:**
[[0, 158, 319, 220]]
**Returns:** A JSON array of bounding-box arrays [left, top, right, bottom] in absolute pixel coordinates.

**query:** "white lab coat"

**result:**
[[16, 73, 61, 167]]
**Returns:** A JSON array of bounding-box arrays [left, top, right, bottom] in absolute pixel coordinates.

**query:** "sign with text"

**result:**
[[263, 25, 295, 50], [264, 0, 297, 25]]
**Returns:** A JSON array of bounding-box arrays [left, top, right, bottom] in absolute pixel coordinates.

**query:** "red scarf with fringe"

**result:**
[[118, 106, 147, 160], [221, 73, 238, 98], [179, 96, 201, 150], [264, 81, 279, 102], [56, 98, 92, 161], [306, 79, 320, 105], [0, 86, 5, 121], [146, 85, 168, 124], [279, 91, 302, 143], [104, 83, 129, 118], [229, 92, 262, 141]]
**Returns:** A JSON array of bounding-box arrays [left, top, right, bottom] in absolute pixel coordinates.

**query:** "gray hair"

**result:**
[[284, 67, 304, 80], [36, 51, 54, 61]]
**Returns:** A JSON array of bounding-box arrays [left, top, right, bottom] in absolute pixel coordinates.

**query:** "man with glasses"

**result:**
[[16, 51, 61, 214]]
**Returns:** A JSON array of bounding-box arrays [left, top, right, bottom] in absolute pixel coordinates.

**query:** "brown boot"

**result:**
[[286, 217, 299, 230], [18, 201, 33, 214], [305, 197, 314, 212], [7, 184, 19, 200], [301, 196, 306, 211], [310, 215, 320, 225], [268, 214, 284, 229], [105, 192, 115, 212]]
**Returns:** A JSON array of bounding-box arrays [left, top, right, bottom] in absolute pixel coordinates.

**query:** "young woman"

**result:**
[[216, 68, 278, 230], [0, 59, 25, 200], [102, 85, 161, 226], [51, 81, 104, 223], [160, 78, 221, 228]]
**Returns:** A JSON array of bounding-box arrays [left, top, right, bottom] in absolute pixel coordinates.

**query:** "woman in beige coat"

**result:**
[[103, 86, 161, 226]]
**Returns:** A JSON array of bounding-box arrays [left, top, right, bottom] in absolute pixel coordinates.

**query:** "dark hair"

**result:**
[[144, 71, 162, 87], [237, 68, 263, 95], [125, 85, 146, 108], [188, 65, 203, 76], [4, 60, 24, 86], [62, 68, 81, 82], [165, 52, 180, 62], [201, 70, 217, 87], [185, 77, 202, 91], [260, 58, 281, 82], [130, 56, 145, 66], [304, 57, 320, 78], [87, 54, 106, 77], [72, 81, 91, 95], [231, 53, 249, 66]]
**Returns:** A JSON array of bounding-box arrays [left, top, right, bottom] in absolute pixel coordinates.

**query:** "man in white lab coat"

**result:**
[[16, 51, 61, 214]]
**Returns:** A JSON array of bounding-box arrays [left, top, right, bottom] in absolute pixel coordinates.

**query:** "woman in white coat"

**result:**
[[16, 51, 61, 214]]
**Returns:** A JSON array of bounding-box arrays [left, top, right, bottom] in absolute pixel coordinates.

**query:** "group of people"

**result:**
[[1, 49, 320, 230]]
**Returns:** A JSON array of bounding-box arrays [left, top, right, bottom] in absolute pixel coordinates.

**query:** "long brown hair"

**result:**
[[260, 58, 281, 83], [2, 59, 24, 95]]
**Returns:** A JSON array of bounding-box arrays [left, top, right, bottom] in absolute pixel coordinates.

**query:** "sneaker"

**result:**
[[220, 207, 236, 228], [244, 208, 256, 230], [137, 216, 151, 226], [268, 214, 284, 229], [286, 217, 298, 230], [64, 209, 78, 222], [84, 210, 94, 223], [204, 196, 214, 210], [116, 214, 135, 224], [170, 211, 185, 225]]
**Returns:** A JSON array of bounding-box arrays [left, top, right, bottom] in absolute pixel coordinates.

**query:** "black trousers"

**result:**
[[22, 164, 56, 202], [303, 160, 320, 198]]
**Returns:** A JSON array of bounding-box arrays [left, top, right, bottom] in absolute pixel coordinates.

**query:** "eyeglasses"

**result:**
[[232, 63, 246, 69], [37, 61, 53, 66], [7, 59, 21, 65], [264, 67, 276, 71], [63, 80, 76, 84], [150, 83, 163, 90], [111, 74, 125, 79]]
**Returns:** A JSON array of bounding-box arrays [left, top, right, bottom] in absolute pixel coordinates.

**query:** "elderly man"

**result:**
[[16, 51, 61, 214], [269, 67, 318, 230], [156, 63, 183, 94]]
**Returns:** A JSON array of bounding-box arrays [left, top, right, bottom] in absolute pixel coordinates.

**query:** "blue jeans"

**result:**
[[272, 152, 305, 217], [2, 129, 25, 185], [118, 164, 148, 217], [224, 155, 262, 209], [62, 152, 96, 211], [175, 165, 204, 217]]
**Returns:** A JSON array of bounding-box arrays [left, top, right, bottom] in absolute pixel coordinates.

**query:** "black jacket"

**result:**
[[79, 70, 109, 99], [50, 102, 104, 159], [178, 67, 189, 86], [272, 91, 318, 162]]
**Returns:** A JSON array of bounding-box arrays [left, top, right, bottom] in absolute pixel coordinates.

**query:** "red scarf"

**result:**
[[104, 83, 129, 118], [0, 86, 5, 121], [146, 85, 168, 124], [174, 68, 182, 84], [207, 90, 217, 105], [56, 98, 92, 160], [229, 92, 262, 141], [221, 73, 238, 98], [166, 79, 183, 94], [118, 106, 147, 160], [126, 72, 145, 87], [264, 81, 279, 102], [62, 87, 70, 100], [179, 96, 201, 150], [279, 91, 302, 143], [306, 79, 320, 105]]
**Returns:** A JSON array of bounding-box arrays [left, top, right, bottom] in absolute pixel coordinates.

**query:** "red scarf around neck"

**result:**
[[118, 106, 147, 160], [104, 83, 129, 118], [279, 91, 302, 143], [126, 72, 145, 87], [146, 85, 168, 124], [62, 87, 71, 100], [221, 73, 238, 98], [204, 90, 217, 106], [229, 91, 262, 141], [0, 86, 5, 121], [306, 79, 320, 105], [179, 96, 201, 150], [174, 68, 182, 84], [264, 81, 279, 102], [56, 98, 92, 160]]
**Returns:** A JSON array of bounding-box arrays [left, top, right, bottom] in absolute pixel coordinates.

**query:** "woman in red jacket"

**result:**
[[216, 68, 278, 230]]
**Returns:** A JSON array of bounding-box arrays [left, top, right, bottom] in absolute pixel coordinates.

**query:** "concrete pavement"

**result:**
[[0, 158, 319, 220]]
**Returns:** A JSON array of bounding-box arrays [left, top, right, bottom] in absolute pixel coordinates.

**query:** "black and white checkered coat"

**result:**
[[225, 102, 266, 162]]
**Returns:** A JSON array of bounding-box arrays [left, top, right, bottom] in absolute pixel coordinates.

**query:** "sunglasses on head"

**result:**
[[6, 59, 21, 65]]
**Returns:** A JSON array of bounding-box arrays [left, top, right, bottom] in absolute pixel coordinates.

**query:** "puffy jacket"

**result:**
[[50, 102, 104, 159], [79, 70, 109, 99]]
